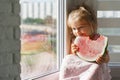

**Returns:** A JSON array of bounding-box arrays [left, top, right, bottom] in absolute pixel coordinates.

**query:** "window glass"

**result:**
[[98, 28, 120, 36], [20, 0, 58, 79], [97, 1, 120, 63], [98, 11, 120, 18]]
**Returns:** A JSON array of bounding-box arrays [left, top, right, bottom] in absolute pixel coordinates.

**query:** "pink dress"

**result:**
[[59, 54, 111, 80]]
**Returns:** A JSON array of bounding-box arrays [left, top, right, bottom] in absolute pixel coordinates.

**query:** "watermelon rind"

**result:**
[[75, 35, 108, 61]]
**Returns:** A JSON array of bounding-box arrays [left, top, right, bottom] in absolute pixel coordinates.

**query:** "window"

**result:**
[[97, 0, 120, 64], [20, 0, 65, 79]]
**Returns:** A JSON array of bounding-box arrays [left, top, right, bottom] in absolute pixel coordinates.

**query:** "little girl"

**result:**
[[59, 4, 111, 80]]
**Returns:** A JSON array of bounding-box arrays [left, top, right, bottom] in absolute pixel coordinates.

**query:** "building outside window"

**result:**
[[19, 0, 63, 79]]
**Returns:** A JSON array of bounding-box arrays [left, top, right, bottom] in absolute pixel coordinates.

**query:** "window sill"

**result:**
[[32, 63, 120, 80], [36, 72, 59, 80]]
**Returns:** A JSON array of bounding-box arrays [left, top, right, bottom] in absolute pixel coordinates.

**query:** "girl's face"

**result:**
[[71, 20, 93, 37]]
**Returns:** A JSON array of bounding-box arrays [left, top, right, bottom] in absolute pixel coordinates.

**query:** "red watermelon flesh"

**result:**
[[74, 35, 108, 61]]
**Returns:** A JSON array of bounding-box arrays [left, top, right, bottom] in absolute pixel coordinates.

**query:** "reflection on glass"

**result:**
[[98, 28, 120, 54], [97, 10, 120, 63], [97, 11, 120, 18], [108, 45, 120, 53], [98, 28, 120, 36], [20, 0, 57, 79]]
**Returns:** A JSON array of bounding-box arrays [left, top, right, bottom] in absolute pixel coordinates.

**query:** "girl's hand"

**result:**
[[71, 43, 79, 54], [96, 50, 110, 64]]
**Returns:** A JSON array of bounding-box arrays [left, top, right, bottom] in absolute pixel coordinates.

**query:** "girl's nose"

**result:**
[[75, 29, 80, 33]]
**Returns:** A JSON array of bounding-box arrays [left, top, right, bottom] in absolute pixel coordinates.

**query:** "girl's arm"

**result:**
[[96, 50, 110, 64], [71, 43, 79, 54], [104, 50, 110, 63]]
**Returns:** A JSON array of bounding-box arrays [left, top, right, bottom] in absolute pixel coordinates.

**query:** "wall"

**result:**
[[0, 0, 21, 80]]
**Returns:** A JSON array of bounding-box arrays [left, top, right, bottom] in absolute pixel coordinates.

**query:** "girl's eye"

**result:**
[[78, 26, 88, 29], [72, 28, 76, 30], [79, 26, 84, 29], [77, 27, 83, 30]]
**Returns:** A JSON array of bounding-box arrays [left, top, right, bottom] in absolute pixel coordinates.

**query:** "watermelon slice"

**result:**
[[74, 34, 108, 61]]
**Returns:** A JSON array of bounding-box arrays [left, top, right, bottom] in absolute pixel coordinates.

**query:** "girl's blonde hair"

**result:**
[[67, 4, 97, 35]]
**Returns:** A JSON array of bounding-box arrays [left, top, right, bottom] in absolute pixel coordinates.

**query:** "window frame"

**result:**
[[20, 0, 66, 79]]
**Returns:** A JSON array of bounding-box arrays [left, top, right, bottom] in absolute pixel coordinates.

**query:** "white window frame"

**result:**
[[20, 0, 66, 79]]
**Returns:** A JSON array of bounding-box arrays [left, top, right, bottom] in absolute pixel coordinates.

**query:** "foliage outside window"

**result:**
[[20, 0, 58, 79]]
